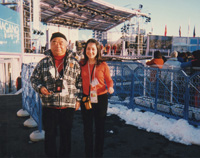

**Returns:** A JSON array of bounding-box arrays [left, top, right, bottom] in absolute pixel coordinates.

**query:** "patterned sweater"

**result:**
[[30, 50, 82, 108]]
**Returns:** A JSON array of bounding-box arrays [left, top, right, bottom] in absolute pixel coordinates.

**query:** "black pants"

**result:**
[[81, 93, 108, 158], [42, 107, 75, 157]]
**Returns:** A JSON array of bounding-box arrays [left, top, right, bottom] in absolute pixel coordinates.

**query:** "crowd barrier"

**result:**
[[107, 61, 200, 126], [21, 63, 42, 132], [21, 61, 200, 132]]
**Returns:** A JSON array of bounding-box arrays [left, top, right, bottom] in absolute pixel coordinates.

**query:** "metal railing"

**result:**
[[21, 62, 200, 130], [107, 62, 200, 126]]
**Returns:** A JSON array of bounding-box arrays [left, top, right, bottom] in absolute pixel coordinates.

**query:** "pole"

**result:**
[[19, 0, 24, 64], [145, 34, 149, 56], [137, 16, 140, 56], [29, 0, 33, 53]]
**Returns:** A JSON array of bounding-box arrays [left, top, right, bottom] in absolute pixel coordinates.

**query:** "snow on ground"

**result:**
[[107, 103, 200, 146]]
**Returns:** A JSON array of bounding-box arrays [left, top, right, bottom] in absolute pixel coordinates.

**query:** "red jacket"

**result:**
[[80, 61, 113, 95], [146, 58, 164, 69]]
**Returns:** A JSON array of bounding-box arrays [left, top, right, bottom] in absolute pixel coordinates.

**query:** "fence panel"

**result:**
[[21, 63, 42, 132], [187, 71, 200, 124], [21, 61, 200, 127], [132, 65, 200, 126], [106, 61, 200, 126], [107, 61, 143, 108]]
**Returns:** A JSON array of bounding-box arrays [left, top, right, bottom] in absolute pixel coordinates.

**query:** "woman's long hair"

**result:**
[[81, 39, 103, 66]]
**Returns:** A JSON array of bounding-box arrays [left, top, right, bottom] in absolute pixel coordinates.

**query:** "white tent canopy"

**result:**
[[40, 0, 150, 31]]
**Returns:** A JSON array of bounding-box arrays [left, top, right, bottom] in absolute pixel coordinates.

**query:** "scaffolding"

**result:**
[[23, 0, 32, 53]]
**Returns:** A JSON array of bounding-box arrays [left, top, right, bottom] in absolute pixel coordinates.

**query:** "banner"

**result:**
[[0, 4, 21, 53], [149, 35, 172, 50]]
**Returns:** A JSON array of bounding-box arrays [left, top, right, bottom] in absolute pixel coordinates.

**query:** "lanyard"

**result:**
[[55, 59, 64, 79], [88, 62, 96, 84], [87, 62, 96, 95]]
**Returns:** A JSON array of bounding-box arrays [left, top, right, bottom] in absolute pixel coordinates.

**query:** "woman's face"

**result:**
[[86, 42, 97, 60]]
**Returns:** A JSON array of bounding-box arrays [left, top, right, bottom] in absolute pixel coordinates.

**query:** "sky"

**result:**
[[107, 98, 200, 146], [79, 0, 200, 40]]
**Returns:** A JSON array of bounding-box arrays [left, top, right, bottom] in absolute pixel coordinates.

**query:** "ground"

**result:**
[[1, 94, 200, 158]]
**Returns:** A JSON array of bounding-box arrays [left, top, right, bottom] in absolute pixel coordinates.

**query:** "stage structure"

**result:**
[[0, 0, 150, 94]]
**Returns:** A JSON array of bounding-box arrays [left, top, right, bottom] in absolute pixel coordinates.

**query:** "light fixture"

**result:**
[[139, 4, 143, 9]]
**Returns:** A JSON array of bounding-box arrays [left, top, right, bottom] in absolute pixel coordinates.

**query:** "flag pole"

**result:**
[[164, 25, 167, 36], [187, 19, 190, 52], [193, 26, 196, 38]]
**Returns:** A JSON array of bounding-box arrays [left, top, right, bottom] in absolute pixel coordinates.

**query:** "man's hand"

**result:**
[[40, 87, 52, 95]]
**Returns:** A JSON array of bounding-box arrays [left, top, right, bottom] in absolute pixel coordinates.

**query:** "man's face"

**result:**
[[50, 37, 67, 56]]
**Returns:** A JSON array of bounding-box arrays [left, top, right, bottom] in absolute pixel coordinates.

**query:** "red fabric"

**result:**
[[53, 54, 65, 72], [106, 45, 110, 54], [49, 106, 68, 109], [16, 79, 18, 89], [146, 58, 164, 69], [146, 58, 164, 82], [101, 44, 103, 50], [113, 45, 117, 54], [81, 61, 113, 96]]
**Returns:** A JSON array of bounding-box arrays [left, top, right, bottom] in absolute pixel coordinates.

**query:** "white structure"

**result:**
[[0, 2, 79, 94]]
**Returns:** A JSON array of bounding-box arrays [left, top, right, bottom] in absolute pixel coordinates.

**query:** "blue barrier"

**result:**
[[22, 61, 200, 129], [21, 63, 42, 132], [107, 61, 144, 108], [107, 62, 200, 126]]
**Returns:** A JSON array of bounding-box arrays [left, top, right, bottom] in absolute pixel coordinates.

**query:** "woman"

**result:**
[[80, 39, 114, 157]]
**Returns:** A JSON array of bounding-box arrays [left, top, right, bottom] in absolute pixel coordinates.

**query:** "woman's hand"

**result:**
[[108, 87, 114, 94], [75, 101, 81, 111]]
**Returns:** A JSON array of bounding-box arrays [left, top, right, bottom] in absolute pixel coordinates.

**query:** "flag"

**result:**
[[193, 26, 196, 37], [179, 26, 181, 37], [164, 25, 167, 36]]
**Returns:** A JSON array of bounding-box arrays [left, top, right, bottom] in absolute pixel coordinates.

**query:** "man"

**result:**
[[30, 32, 82, 157]]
